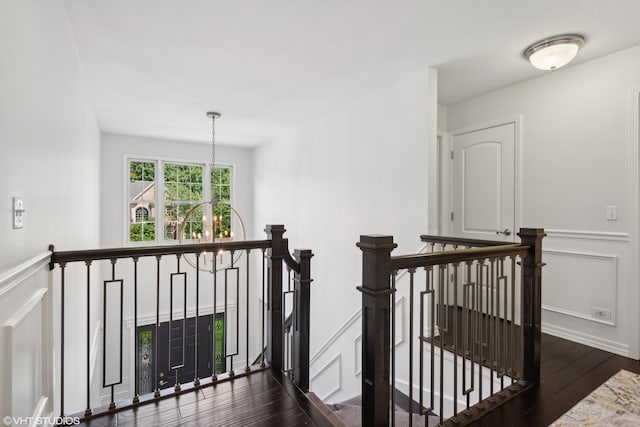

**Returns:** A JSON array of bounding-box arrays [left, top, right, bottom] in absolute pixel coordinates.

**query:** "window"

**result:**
[[135, 207, 150, 222], [127, 157, 232, 244], [163, 163, 204, 241], [211, 166, 232, 237], [129, 161, 156, 242]]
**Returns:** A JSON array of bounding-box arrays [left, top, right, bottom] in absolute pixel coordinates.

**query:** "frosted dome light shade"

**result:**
[[524, 34, 585, 71]]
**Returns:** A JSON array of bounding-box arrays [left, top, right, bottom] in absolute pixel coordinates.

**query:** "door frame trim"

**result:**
[[447, 116, 523, 241], [629, 88, 640, 359]]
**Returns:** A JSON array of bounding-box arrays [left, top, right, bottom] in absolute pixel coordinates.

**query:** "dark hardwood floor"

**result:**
[[77, 370, 334, 427], [472, 333, 640, 426], [76, 334, 639, 426]]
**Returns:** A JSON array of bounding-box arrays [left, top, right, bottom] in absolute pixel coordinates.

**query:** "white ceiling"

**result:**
[[62, 0, 640, 147]]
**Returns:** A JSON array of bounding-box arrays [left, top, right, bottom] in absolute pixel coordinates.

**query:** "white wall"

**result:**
[[253, 68, 437, 399], [0, 0, 100, 271], [446, 45, 640, 358], [0, 0, 101, 419]]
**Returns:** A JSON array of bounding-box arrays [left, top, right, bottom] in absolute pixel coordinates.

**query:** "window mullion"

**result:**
[[157, 160, 165, 244]]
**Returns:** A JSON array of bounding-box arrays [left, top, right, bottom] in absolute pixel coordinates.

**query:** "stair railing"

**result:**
[[358, 228, 544, 426], [49, 224, 313, 421]]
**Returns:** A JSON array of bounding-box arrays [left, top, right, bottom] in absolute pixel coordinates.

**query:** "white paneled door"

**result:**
[[452, 122, 516, 242]]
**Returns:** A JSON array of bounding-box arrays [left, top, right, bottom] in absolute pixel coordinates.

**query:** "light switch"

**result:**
[[13, 197, 25, 229], [606, 205, 617, 221]]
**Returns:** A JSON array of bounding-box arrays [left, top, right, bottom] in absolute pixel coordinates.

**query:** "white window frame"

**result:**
[[123, 154, 235, 246]]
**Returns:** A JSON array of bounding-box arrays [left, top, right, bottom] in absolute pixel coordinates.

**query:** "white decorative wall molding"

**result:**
[[545, 229, 629, 242], [629, 87, 640, 359], [542, 249, 618, 326], [4, 288, 48, 328], [542, 305, 615, 327], [0, 251, 51, 297], [310, 354, 342, 401], [394, 296, 405, 347], [3, 288, 49, 419], [31, 397, 48, 420], [310, 308, 361, 366], [542, 322, 629, 357]]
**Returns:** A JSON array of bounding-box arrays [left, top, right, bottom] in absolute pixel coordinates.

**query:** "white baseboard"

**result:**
[[542, 322, 629, 357]]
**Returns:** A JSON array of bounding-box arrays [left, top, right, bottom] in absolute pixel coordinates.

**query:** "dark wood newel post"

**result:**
[[293, 248, 313, 391], [518, 228, 545, 386], [357, 235, 397, 427], [265, 224, 286, 372]]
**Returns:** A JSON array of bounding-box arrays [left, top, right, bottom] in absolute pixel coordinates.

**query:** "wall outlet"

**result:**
[[591, 307, 612, 321], [606, 205, 617, 221], [13, 197, 24, 229]]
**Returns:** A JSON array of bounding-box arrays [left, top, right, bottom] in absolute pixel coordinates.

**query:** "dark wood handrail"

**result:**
[[50, 239, 272, 265], [420, 234, 513, 247], [390, 243, 529, 271]]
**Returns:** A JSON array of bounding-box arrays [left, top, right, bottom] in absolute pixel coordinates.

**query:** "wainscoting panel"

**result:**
[[540, 230, 630, 357], [542, 249, 618, 326], [4, 288, 48, 418], [0, 252, 52, 420], [310, 354, 342, 401]]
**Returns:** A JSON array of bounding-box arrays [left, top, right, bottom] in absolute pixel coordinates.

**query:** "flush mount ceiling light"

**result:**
[[524, 34, 585, 71]]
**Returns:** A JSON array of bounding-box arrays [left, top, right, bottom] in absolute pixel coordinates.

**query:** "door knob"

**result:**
[[159, 379, 168, 386], [496, 228, 512, 236]]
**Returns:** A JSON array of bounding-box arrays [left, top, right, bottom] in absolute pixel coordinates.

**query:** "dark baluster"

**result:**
[[108, 259, 115, 411], [428, 267, 435, 414], [224, 253, 231, 376], [462, 261, 475, 409], [357, 234, 396, 427], [438, 265, 445, 425], [293, 249, 313, 391], [213, 251, 218, 381], [489, 258, 495, 397], [452, 262, 458, 418], [85, 260, 93, 417], [261, 248, 266, 368], [229, 250, 239, 376], [477, 262, 484, 403], [518, 228, 545, 386], [419, 266, 435, 416], [194, 254, 200, 387], [496, 258, 503, 390], [102, 259, 124, 412], [265, 225, 286, 373], [501, 257, 508, 390], [245, 249, 251, 373], [59, 262, 66, 418], [170, 255, 186, 392], [286, 266, 292, 373], [391, 271, 396, 427], [133, 257, 140, 404], [510, 255, 516, 384], [154, 256, 161, 398], [408, 268, 416, 426]]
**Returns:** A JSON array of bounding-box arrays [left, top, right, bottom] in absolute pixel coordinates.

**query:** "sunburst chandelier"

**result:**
[[178, 112, 246, 273]]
